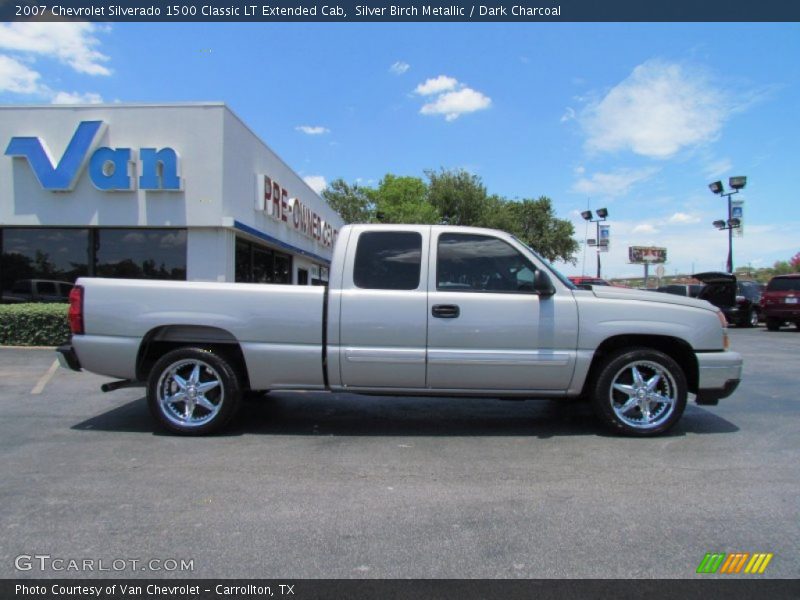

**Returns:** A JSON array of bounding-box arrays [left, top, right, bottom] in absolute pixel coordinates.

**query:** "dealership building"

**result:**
[[0, 103, 344, 301]]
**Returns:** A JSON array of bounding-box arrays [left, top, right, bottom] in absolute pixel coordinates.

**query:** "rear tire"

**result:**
[[591, 348, 687, 437], [766, 317, 781, 331], [147, 347, 241, 435]]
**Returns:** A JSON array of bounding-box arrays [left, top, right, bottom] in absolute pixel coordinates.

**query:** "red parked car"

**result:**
[[568, 276, 611, 288], [761, 273, 800, 331]]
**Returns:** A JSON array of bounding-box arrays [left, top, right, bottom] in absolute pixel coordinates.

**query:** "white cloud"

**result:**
[[581, 60, 727, 159], [389, 61, 410, 75], [303, 175, 327, 194], [0, 54, 42, 94], [571, 167, 659, 197], [631, 223, 659, 235], [704, 157, 733, 179], [560, 107, 576, 123], [0, 23, 111, 76], [413, 75, 492, 122], [420, 87, 492, 122], [51, 91, 103, 104], [295, 125, 330, 135], [414, 75, 458, 96], [668, 212, 701, 224]]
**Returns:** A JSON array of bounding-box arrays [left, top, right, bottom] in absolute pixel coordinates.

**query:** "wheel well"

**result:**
[[582, 335, 699, 395], [136, 325, 251, 390]]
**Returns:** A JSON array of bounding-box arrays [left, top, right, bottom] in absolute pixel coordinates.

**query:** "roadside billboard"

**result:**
[[629, 246, 667, 264]]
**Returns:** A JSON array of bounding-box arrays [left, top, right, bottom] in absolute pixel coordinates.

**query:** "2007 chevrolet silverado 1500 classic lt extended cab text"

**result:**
[[58, 224, 743, 436]]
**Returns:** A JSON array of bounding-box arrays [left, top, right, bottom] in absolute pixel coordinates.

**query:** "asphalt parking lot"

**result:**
[[1, 327, 798, 579]]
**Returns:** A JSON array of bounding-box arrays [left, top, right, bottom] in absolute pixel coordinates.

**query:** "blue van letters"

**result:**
[[5, 120, 181, 192]]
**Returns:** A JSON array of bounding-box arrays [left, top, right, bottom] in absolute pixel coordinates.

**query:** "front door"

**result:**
[[426, 230, 578, 391]]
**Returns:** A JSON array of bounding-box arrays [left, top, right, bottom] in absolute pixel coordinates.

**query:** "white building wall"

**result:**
[[0, 103, 344, 285], [187, 228, 235, 282], [221, 109, 344, 264], [0, 104, 226, 228]]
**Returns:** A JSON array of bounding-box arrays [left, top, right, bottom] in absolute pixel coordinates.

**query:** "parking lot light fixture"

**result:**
[[708, 177, 746, 273], [580, 208, 609, 278], [729, 176, 747, 190]]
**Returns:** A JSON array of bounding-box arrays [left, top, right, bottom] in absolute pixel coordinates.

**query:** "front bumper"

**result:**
[[56, 344, 82, 371], [695, 350, 742, 405]]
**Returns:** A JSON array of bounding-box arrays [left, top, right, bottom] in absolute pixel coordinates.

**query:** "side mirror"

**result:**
[[533, 270, 556, 297]]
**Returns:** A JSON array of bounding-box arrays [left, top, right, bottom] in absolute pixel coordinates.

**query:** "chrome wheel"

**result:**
[[609, 360, 677, 431], [749, 309, 759, 327], [156, 358, 224, 429]]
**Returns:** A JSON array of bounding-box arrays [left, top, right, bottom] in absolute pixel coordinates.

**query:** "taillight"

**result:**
[[68, 286, 84, 335]]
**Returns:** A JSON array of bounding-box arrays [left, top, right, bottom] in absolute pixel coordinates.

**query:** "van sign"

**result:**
[[5, 120, 182, 192]]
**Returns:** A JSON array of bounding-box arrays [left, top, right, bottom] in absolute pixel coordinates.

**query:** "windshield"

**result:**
[[512, 236, 577, 290]]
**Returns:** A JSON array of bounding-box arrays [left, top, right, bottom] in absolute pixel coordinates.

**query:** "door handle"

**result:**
[[432, 304, 460, 318]]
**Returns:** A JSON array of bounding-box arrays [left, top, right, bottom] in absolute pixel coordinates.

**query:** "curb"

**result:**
[[0, 345, 58, 350]]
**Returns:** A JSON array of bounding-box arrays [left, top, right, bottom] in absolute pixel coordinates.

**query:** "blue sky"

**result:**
[[1, 22, 799, 278]]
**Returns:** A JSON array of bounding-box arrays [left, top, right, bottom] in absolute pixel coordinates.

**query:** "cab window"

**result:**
[[437, 233, 537, 293], [353, 231, 422, 290]]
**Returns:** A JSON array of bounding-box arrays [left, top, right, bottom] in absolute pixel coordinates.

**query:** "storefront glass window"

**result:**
[[1, 228, 89, 303], [95, 229, 187, 280], [235, 238, 292, 284]]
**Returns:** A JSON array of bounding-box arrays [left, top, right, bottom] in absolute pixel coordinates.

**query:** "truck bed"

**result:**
[[74, 278, 326, 389]]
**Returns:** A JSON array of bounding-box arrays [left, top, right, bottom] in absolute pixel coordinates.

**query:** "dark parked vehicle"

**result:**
[[693, 272, 761, 328], [657, 284, 704, 298], [761, 274, 800, 331]]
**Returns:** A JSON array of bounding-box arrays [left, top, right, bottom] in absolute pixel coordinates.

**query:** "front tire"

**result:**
[[591, 348, 687, 437], [766, 317, 781, 331], [744, 308, 759, 328], [147, 347, 241, 435]]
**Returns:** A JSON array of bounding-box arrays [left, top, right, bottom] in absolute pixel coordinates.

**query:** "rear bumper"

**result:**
[[762, 306, 800, 320], [695, 350, 742, 405], [56, 343, 82, 371]]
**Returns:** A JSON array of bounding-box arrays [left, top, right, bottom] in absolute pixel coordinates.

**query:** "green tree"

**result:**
[[502, 197, 580, 264], [426, 168, 489, 226], [323, 173, 579, 265], [370, 174, 439, 224], [322, 178, 374, 224], [479, 194, 517, 231], [771, 260, 793, 275]]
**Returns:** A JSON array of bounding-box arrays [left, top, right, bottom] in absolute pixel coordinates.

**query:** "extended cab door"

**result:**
[[338, 226, 430, 389], [426, 229, 578, 391]]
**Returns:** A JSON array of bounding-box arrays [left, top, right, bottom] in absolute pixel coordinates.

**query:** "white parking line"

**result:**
[[31, 360, 59, 395]]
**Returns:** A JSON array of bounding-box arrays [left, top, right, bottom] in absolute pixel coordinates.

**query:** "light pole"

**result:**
[[581, 208, 609, 278], [709, 176, 746, 273]]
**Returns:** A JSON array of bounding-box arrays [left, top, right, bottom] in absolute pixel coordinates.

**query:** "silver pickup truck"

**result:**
[[58, 224, 742, 436]]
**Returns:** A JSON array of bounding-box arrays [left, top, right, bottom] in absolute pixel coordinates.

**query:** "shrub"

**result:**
[[0, 303, 70, 346]]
